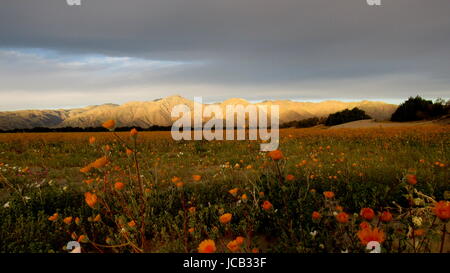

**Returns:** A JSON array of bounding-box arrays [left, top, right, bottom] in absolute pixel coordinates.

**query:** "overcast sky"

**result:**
[[1, 0, 449, 110]]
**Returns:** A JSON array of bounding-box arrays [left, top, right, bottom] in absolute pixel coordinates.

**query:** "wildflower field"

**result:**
[[0, 124, 449, 253]]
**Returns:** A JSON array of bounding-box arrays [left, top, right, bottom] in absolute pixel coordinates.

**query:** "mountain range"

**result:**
[[0, 95, 398, 130]]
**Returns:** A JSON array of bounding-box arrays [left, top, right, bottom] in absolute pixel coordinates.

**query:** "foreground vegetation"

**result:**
[[0, 124, 449, 253]]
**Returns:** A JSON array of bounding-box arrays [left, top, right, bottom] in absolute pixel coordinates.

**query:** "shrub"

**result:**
[[391, 96, 449, 122], [325, 108, 371, 126]]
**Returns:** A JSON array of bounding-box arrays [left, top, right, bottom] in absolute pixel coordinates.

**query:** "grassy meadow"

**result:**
[[0, 125, 449, 253]]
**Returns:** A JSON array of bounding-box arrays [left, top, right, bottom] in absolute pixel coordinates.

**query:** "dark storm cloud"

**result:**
[[0, 0, 449, 108]]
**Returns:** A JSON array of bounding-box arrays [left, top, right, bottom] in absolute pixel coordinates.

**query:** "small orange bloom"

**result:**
[[219, 213, 232, 224], [83, 178, 94, 185], [357, 227, 385, 245], [126, 148, 133, 156], [380, 211, 393, 222], [188, 227, 195, 233], [63, 216, 73, 225], [235, 236, 245, 245], [229, 188, 239, 196], [433, 201, 450, 220], [78, 235, 88, 243], [360, 208, 375, 221], [75, 217, 81, 225], [406, 174, 417, 185], [336, 212, 349, 223], [312, 211, 321, 220], [128, 220, 136, 228], [89, 136, 96, 144], [91, 156, 108, 169], [171, 176, 181, 183], [176, 182, 184, 188], [114, 182, 125, 190], [130, 128, 138, 137], [286, 174, 295, 181], [198, 239, 216, 253], [93, 214, 101, 222], [262, 200, 273, 211], [48, 213, 59, 221], [241, 194, 248, 200], [102, 120, 116, 130], [413, 229, 426, 237], [227, 240, 240, 252], [323, 191, 335, 199], [192, 175, 202, 182], [267, 150, 283, 161], [80, 165, 92, 174], [84, 192, 98, 208], [359, 221, 371, 229], [252, 248, 260, 253], [189, 207, 196, 213]]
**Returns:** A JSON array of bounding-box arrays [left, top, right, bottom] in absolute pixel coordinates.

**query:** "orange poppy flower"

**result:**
[[262, 200, 273, 211], [78, 235, 88, 243], [63, 216, 73, 225], [188, 227, 195, 233], [84, 192, 98, 208], [252, 248, 260, 253], [359, 221, 371, 229], [380, 211, 393, 222], [93, 214, 101, 222], [102, 120, 116, 130], [75, 217, 81, 225], [360, 208, 375, 220], [312, 211, 321, 220], [114, 182, 125, 190], [286, 174, 295, 181], [267, 150, 283, 161], [406, 174, 417, 185], [227, 240, 240, 252], [89, 136, 96, 144], [128, 220, 136, 228], [235, 236, 245, 245], [91, 156, 108, 169], [433, 201, 450, 220], [357, 227, 385, 245], [48, 213, 59, 221], [130, 128, 138, 137], [241, 194, 248, 200], [323, 191, 335, 199], [189, 207, 196, 213], [413, 229, 426, 237], [336, 212, 349, 223], [83, 178, 94, 185], [229, 188, 239, 196], [192, 175, 202, 182], [198, 239, 216, 253], [219, 213, 232, 224], [80, 165, 92, 174], [171, 176, 181, 183], [126, 148, 133, 156]]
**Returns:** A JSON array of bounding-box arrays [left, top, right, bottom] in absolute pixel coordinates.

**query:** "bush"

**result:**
[[325, 108, 371, 126], [391, 96, 449, 122], [280, 117, 324, 128]]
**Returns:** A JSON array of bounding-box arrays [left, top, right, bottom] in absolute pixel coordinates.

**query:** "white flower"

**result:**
[[333, 211, 338, 216], [63, 186, 69, 191], [319, 244, 324, 249], [3, 202, 10, 208], [310, 230, 318, 238], [23, 196, 31, 201]]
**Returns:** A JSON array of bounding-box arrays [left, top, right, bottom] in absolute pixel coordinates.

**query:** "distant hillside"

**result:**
[[0, 95, 398, 130]]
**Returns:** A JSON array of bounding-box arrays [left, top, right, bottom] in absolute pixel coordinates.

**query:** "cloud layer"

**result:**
[[1, 0, 449, 110]]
